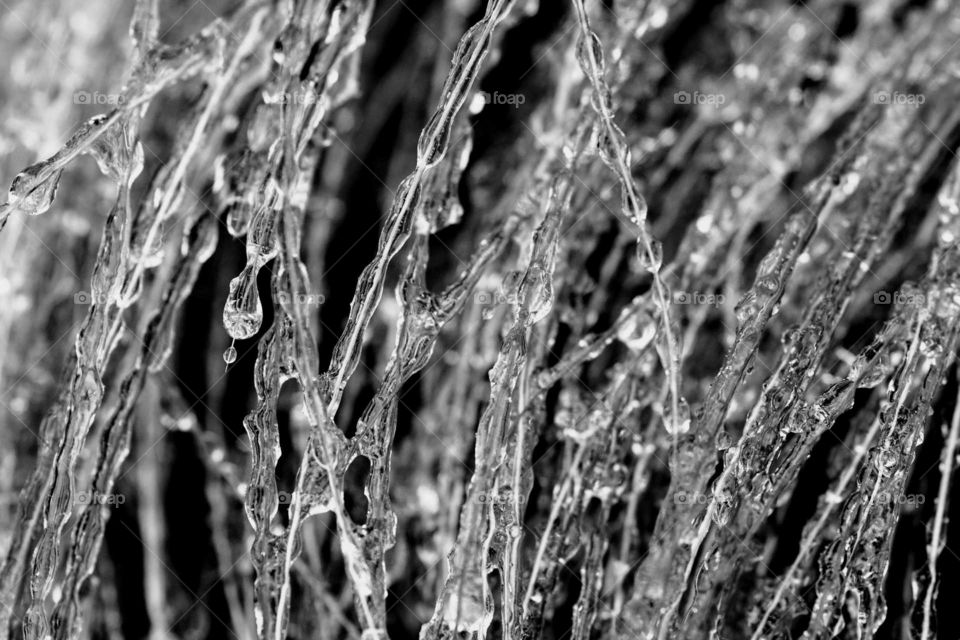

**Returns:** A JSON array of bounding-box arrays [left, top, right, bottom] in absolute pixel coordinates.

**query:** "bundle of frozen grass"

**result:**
[[1, 0, 959, 638]]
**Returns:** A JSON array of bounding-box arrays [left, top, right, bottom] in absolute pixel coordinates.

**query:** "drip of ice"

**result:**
[[663, 398, 691, 436], [223, 267, 264, 340]]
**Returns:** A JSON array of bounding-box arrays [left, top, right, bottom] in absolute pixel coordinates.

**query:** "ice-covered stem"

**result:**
[[2, 10, 269, 634], [321, 0, 516, 414], [223, 0, 371, 342], [241, 313, 290, 640], [0, 10, 240, 229], [569, 0, 683, 442], [47, 213, 218, 640], [0, 5, 266, 633], [917, 159, 960, 640], [749, 412, 883, 640], [920, 373, 960, 639], [622, 104, 887, 633], [225, 2, 382, 633], [14, 135, 144, 640], [800, 165, 960, 639], [338, 126, 529, 634], [803, 324, 952, 637], [748, 156, 960, 639], [269, 208, 380, 638], [628, 203, 820, 637], [671, 111, 946, 637], [745, 289, 922, 639], [235, 4, 383, 634], [420, 175, 566, 639]]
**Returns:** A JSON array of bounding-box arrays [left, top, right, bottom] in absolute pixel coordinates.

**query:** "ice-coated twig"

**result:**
[[920, 373, 960, 640], [320, 0, 516, 414], [422, 175, 568, 639], [570, 0, 683, 443]]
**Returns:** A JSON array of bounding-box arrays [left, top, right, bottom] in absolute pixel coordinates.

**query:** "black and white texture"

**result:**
[[0, 0, 959, 638]]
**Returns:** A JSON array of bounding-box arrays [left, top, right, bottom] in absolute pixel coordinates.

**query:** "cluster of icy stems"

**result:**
[[3, 1, 960, 639]]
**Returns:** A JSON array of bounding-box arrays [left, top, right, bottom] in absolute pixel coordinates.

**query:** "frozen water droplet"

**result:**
[[418, 111, 451, 168], [442, 579, 492, 633], [223, 345, 237, 364], [521, 266, 554, 322], [500, 270, 523, 298], [713, 504, 731, 527], [223, 269, 263, 339], [873, 449, 899, 476], [575, 31, 605, 74], [137, 224, 165, 268], [227, 203, 253, 237], [88, 123, 143, 182], [854, 355, 889, 389], [756, 274, 780, 295], [638, 238, 663, 272], [597, 122, 626, 167], [663, 398, 691, 435], [10, 168, 63, 216], [715, 429, 734, 451], [591, 87, 614, 118], [781, 325, 800, 346], [840, 172, 860, 196], [616, 308, 656, 352]]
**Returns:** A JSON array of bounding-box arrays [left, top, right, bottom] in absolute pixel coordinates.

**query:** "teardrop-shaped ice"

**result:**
[[10, 168, 63, 216], [223, 267, 263, 339]]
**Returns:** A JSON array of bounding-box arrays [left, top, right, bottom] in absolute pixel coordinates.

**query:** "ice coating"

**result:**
[[2, 1, 960, 640]]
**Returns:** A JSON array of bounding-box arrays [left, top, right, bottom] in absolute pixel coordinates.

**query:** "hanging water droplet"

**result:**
[[223, 344, 238, 364], [223, 268, 263, 340], [500, 270, 523, 298], [663, 398, 691, 435], [227, 203, 254, 237]]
